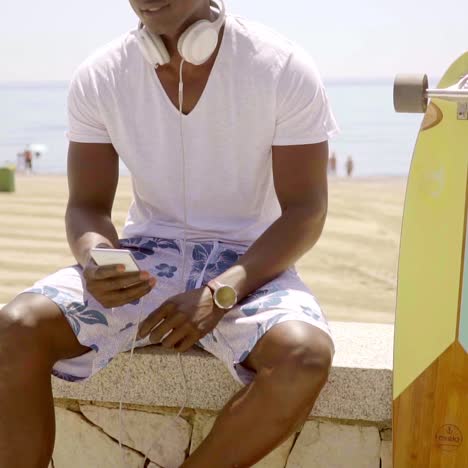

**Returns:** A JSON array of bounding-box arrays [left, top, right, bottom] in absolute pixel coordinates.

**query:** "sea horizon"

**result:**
[[0, 76, 442, 87], [0, 80, 424, 177]]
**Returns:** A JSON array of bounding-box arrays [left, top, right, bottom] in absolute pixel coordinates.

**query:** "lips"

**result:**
[[140, 2, 170, 14]]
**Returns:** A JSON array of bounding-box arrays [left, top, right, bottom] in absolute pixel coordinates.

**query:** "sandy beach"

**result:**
[[0, 174, 406, 324]]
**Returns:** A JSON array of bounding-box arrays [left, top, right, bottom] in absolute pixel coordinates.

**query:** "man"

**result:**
[[0, 0, 339, 466], [346, 155, 355, 177], [24, 145, 33, 173]]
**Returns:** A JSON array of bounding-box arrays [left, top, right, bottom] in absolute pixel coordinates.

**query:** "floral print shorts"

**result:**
[[22, 237, 334, 385]]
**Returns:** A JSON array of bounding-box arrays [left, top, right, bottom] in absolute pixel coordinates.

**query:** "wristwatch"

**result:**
[[206, 279, 238, 310]]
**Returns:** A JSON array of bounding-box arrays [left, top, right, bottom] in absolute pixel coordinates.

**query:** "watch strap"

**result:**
[[207, 279, 223, 291]]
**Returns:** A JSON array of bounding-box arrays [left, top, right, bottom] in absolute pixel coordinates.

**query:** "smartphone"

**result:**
[[90, 248, 140, 273]]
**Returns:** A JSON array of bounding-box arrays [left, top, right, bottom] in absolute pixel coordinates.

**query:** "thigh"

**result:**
[[1, 292, 89, 363], [19, 237, 189, 381]]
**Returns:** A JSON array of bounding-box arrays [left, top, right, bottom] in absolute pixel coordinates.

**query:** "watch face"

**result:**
[[215, 285, 237, 309]]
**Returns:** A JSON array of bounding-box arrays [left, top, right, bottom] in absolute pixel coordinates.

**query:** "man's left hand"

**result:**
[[137, 286, 224, 353]]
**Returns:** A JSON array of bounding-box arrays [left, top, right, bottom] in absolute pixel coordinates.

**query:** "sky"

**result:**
[[0, 0, 465, 82]]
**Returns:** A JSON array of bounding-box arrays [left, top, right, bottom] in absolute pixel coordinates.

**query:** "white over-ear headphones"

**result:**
[[135, 0, 226, 67]]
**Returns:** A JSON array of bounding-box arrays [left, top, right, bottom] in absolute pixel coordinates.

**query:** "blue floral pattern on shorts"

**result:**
[[120, 237, 181, 258], [22, 237, 334, 385], [239, 290, 288, 317], [186, 243, 215, 290], [154, 264, 178, 278], [27, 286, 109, 336]]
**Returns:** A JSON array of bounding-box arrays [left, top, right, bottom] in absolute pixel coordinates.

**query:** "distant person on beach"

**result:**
[[0, 2, 339, 466], [18, 145, 41, 174], [346, 155, 354, 177], [23, 145, 33, 173], [329, 151, 337, 175]]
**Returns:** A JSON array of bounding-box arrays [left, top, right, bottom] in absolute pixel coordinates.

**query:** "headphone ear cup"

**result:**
[[178, 20, 219, 65], [135, 28, 170, 67]]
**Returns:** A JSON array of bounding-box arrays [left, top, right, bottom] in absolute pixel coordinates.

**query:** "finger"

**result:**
[[90, 272, 155, 299], [148, 313, 186, 344], [161, 323, 191, 349], [124, 277, 156, 303], [138, 302, 176, 339], [174, 333, 199, 353], [99, 278, 156, 308], [102, 271, 154, 292], [93, 264, 128, 279]]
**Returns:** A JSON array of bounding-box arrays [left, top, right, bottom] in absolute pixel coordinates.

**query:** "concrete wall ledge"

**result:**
[[52, 321, 394, 424]]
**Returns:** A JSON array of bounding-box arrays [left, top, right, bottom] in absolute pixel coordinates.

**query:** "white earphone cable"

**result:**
[[179, 58, 188, 292], [118, 295, 147, 455], [140, 58, 189, 467], [118, 59, 189, 468]]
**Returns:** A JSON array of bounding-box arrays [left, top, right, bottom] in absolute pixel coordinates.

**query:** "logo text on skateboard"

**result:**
[[435, 425, 463, 451]]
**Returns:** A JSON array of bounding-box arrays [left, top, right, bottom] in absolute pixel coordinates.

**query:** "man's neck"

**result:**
[[157, 4, 217, 75]]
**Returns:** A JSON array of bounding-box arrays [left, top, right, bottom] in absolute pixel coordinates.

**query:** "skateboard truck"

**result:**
[[394, 74, 468, 119]]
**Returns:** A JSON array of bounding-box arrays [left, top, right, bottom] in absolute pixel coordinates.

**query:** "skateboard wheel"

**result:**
[[394, 74, 429, 113]]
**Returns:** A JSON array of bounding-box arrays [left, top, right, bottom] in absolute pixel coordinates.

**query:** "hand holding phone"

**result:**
[[84, 247, 156, 308], [90, 248, 140, 272]]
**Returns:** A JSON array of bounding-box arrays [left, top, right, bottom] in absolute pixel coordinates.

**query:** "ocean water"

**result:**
[[0, 80, 422, 177]]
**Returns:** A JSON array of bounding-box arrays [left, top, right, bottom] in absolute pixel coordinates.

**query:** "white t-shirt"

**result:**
[[67, 15, 339, 246]]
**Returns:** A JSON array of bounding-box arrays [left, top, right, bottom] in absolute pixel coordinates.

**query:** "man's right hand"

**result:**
[[83, 259, 157, 309]]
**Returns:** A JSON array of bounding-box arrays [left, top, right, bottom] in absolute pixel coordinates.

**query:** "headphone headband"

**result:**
[[210, 0, 226, 33]]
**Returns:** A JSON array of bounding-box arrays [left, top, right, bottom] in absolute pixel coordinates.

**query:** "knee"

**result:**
[[0, 299, 51, 364], [263, 322, 334, 390], [1, 300, 42, 337], [281, 339, 332, 388]]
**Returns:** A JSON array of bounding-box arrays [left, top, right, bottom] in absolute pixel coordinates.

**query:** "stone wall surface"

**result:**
[[51, 403, 392, 468], [53, 407, 146, 468], [52, 322, 394, 422], [285, 421, 381, 468]]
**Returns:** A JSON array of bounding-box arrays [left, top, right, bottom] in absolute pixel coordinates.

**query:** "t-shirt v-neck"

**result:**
[[151, 18, 230, 119]]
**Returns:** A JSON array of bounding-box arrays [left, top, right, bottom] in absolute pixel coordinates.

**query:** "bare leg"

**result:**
[[183, 321, 334, 468], [0, 293, 90, 468]]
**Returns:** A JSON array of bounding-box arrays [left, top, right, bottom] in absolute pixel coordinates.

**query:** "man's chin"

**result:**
[[142, 21, 175, 36]]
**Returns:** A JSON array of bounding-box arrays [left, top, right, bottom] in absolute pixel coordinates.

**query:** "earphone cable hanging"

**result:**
[[179, 58, 188, 293], [140, 58, 189, 467], [118, 296, 147, 459], [118, 59, 189, 468], [116, 0, 226, 461]]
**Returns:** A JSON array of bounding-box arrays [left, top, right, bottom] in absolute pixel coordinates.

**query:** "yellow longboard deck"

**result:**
[[393, 53, 468, 467]]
